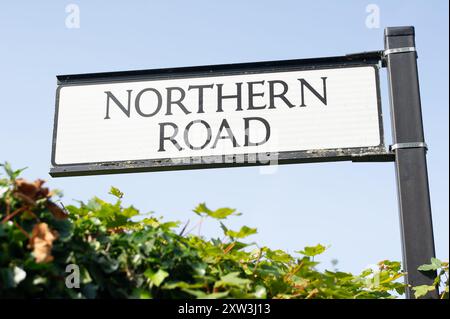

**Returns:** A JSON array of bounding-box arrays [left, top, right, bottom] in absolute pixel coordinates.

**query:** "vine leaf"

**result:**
[[297, 244, 327, 257], [418, 258, 442, 271], [193, 203, 240, 219], [413, 285, 436, 298], [109, 186, 124, 199], [145, 269, 169, 287]]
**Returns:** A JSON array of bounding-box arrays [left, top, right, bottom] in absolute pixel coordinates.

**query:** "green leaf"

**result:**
[[214, 272, 251, 289], [193, 203, 212, 216], [379, 260, 402, 272], [1, 162, 27, 180], [1, 162, 13, 178], [159, 221, 181, 230], [0, 178, 9, 187], [210, 208, 238, 219], [413, 285, 436, 298], [418, 258, 442, 271], [142, 217, 160, 228], [121, 206, 139, 218], [265, 249, 293, 263], [193, 203, 239, 219], [417, 264, 436, 271], [297, 244, 327, 257], [109, 186, 124, 199], [145, 269, 169, 287], [225, 226, 257, 239], [86, 197, 102, 211]]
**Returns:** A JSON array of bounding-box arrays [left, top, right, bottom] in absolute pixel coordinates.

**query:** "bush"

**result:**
[[0, 163, 447, 299]]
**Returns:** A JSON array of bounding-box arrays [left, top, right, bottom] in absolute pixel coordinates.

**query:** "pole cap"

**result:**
[[385, 26, 415, 37]]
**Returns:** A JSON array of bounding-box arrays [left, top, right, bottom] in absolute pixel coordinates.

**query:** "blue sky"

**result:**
[[0, 0, 448, 274]]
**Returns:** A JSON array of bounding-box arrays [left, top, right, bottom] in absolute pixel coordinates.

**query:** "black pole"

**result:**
[[384, 26, 438, 299]]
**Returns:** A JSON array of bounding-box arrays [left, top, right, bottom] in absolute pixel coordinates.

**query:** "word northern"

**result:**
[[104, 78, 327, 152]]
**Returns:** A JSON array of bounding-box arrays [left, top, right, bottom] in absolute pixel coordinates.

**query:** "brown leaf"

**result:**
[[16, 178, 39, 199], [29, 223, 58, 264], [36, 180, 50, 198], [15, 178, 50, 204], [46, 201, 68, 220]]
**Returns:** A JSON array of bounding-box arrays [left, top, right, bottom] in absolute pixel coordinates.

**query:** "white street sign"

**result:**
[[51, 59, 386, 176], [53, 65, 382, 165]]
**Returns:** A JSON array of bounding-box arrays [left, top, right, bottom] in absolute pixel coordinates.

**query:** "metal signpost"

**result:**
[[384, 26, 437, 299], [50, 26, 437, 298]]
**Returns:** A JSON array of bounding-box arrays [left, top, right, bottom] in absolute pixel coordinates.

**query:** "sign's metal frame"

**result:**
[[50, 53, 392, 177]]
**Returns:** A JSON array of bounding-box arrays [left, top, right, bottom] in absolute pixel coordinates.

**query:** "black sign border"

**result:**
[[50, 54, 392, 177]]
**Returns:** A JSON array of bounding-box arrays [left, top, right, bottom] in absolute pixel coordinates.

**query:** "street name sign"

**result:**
[[50, 56, 388, 176]]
